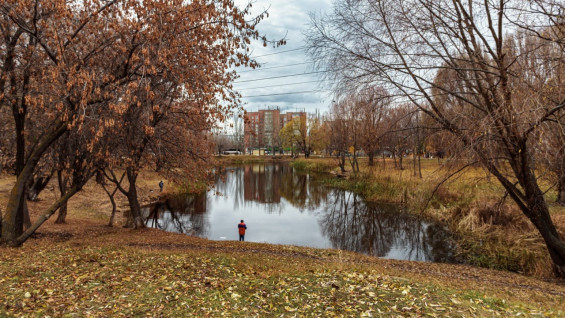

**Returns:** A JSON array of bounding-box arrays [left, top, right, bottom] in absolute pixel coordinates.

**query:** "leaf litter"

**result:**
[[1, 225, 564, 317]]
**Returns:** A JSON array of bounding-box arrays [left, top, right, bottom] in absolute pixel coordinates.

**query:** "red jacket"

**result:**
[[238, 222, 247, 235]]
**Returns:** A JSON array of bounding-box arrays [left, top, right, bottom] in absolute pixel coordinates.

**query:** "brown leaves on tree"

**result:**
[[1, 0, 276, 242]]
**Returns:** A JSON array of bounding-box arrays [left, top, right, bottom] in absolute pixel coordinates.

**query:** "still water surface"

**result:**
[[144, 163, 455, 263]]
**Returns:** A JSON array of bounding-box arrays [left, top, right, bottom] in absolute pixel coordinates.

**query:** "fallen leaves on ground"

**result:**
[[1, 228, 564, 317]]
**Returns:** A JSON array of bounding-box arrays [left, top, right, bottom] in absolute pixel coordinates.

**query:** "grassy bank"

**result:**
[[290, 156, 565, 277]]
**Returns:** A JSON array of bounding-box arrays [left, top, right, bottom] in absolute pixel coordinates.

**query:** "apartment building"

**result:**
[[244, 108, 306, 151]]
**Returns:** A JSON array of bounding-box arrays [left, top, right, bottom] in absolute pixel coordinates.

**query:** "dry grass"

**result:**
[[292, 156, 565, 277]]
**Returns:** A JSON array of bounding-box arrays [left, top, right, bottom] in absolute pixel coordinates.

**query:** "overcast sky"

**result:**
[[232, 0, 333, 116]]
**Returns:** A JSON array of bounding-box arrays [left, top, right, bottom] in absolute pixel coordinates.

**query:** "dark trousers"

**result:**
[[239, 234, 245, 241]]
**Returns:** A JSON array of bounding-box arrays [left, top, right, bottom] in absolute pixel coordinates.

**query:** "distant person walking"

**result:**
[[159, 180, 164, 192], [238, 220, 247, 241]]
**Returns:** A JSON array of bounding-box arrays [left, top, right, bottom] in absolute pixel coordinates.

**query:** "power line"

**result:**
[[235, 70, 329, 83], [243, 90, 328, 98], [238, 80, 328, 91], [238, 62, 312, 73], [250, 47, 305, 58]]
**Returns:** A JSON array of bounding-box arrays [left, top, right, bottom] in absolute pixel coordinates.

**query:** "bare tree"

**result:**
[[357, 87, 390, 166], [307, 0, 565, 276], [328, 100, 351, 172]]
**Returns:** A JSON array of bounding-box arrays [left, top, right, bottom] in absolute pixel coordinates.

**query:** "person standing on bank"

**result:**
[[238, 220, 247, 241], [159, 180, 164, 192]]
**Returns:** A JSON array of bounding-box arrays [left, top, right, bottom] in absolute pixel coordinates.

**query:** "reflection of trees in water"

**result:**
[[212, 167, 245, 212], [214, 164, 329, 214], [145, 192, 209, 237], [320, 189, 453, 262], [213, 165, 285, 214], [279, 166, 329, 212]]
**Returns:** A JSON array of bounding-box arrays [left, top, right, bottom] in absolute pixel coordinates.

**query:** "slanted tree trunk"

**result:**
[[12, 183, 83, 246], [486, 146, 565, 277], [523, 182, 565, 276], [2, 121, 67, 243], [27, 173, 53, 201]]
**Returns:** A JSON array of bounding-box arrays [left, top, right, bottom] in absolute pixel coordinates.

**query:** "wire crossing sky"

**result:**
[[233, 0, 333, 114]]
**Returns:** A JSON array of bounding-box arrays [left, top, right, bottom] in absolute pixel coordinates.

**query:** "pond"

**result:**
[[143, 163, 456, 263]]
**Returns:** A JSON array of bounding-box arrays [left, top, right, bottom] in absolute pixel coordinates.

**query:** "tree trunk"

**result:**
[[124, 167, 145, 229], [556, 174, 565, 206], [368, 152, 374, 166], [100, 172, 123, 227], [23, 199, 31, 230], [488, 152, 565, 277], [349, 154, 357, 172], [355, 156, 360, 172], [108, 193, 117, 227], [527, 194, 565, 277], [10, 108, 27, 239], [413, 149, 417, 177], [520, 153, 565, 276], [339, 153, 346, 173], [55, 170, 67, 224], [2, 121, 67, 243], [417, 151, 422, 178], [12, 183, 82, 246], [27, 173, 53, 201]]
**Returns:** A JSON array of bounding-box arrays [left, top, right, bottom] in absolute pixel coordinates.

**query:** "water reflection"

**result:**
[[144, 163, 455, 263], [321, 192, 453, 262], [144, 193, 209, 236]]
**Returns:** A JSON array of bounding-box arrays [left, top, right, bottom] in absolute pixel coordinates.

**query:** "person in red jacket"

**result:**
[[238, 220, 247, 241]]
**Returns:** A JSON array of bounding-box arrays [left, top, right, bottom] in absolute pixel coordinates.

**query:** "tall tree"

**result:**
[[308, 116, 330, 156], [307, 0, 565, 276], [1, 0, 274, 243], [279, 119, 301, 157], [327, 100, 351, 172], [357, 87, 390, 166]]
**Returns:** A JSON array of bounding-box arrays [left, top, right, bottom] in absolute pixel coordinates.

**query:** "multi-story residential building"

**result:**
[[244, 108, 306, 152]]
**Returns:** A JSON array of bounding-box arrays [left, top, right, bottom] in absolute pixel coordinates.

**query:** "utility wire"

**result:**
[[238, 61, 312, 73], [237, 79, 329, 91], [250, 47, 305, 58], [243, 90, 328, 98], [235, 70, 329, 83]]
